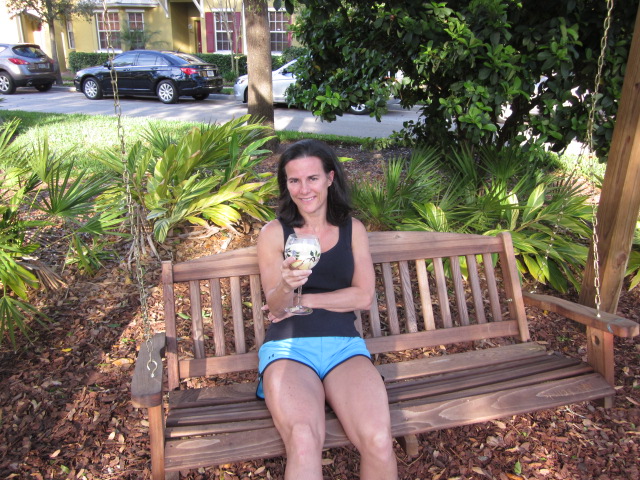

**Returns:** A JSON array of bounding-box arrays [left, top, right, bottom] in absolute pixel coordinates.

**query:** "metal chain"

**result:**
[[534, 0, 614, 319], [582, 0, 614, 317], [102, 0, 157, 376]]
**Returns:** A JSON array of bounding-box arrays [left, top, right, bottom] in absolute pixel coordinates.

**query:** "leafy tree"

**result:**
[[284, 0, 638, 159], [6, 0, 91, 83]]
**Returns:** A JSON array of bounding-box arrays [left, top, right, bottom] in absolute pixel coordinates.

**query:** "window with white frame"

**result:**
[[269, 11, 289, 52], [214, 11, 234, 52], [66, 20, 75, 49], [127, 11, 145, 49], [96, 12, 121, 50]]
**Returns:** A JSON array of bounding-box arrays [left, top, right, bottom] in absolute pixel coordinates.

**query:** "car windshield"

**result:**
[[12, 45, 46, 58], [169, 52, 207, 64]]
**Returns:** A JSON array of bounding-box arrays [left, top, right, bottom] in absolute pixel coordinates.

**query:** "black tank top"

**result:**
[[263, 219, 361, 342]]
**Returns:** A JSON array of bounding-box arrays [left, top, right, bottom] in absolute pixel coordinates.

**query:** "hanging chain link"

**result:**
[[582, 0, 614, 318], [102, 0, 157, 376]]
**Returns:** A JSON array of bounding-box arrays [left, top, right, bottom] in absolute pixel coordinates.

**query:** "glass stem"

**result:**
[[296, 286, 302, 307]]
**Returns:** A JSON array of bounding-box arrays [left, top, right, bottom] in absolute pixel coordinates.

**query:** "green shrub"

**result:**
[[0, 119, 122, 347], [94, 115, 278, 243], [68, 52, 110, 72], [352, 144, 593, 293]]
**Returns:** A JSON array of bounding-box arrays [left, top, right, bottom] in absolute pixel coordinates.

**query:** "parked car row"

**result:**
[[0, 46, 378, 115]]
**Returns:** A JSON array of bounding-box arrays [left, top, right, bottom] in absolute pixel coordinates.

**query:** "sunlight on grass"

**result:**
[[2, 111, 203, 173], [1, 110, 604, 182]]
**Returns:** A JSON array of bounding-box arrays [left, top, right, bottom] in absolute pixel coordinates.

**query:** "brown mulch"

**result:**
[[0, 143, 639, 480]]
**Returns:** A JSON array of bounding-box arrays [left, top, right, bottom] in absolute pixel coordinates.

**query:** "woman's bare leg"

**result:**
[[263, 360, 327, 480], [324, 356, 398, 480]]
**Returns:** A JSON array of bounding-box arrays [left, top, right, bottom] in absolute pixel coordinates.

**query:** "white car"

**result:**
[[234, 59, 369, 115]]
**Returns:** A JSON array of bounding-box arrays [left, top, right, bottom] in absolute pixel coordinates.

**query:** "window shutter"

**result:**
[[205, 12, 215, 53]]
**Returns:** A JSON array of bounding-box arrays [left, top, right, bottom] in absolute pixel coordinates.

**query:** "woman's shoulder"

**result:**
[[350, 217, 367, 234], [258, 220, 284, 247]]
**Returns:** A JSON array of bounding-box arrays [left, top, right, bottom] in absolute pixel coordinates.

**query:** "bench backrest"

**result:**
[[162, 231, 530, 391]]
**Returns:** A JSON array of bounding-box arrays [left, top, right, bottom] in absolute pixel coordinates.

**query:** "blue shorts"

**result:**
[[256, 336, 371, 399]]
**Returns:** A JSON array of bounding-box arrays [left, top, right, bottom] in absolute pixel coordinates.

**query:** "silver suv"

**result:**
[[0, 43, 58, 94]]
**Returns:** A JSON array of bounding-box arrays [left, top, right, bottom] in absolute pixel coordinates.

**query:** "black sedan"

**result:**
[[74, 50, 223, 104]]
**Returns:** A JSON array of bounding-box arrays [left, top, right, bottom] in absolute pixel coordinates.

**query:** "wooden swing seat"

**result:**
[[131, 231, 638, 479]]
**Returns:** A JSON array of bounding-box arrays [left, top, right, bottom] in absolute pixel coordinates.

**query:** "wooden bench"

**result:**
[[131, 231, 639, 479]]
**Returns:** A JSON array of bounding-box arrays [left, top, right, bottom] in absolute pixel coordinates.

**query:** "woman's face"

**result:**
[[284, 156, 334, 218]]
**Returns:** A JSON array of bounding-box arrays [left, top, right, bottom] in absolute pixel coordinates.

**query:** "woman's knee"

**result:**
[[358, 427, 395, 458], [283, 422, 325, 457]]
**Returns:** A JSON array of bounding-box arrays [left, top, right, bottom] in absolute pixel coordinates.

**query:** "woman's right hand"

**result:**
[[280, 256, 312, 292]]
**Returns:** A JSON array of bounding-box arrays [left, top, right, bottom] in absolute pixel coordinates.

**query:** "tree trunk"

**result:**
[[45, 0, 63, 85], [243, 0, 278, 151]]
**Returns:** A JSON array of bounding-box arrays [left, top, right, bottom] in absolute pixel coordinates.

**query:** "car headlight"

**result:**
[[236, 77, 247, 85]]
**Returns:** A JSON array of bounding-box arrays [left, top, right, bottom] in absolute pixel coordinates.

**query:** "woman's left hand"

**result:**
[[261, 304, 292, 323]]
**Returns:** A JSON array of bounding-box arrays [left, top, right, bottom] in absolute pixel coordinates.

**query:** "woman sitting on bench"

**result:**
[[256, 139, 398, 480]]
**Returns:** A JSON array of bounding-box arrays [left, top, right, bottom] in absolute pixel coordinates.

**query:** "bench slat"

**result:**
[[365, 321, 520, 355], [189, 280, 205, 359], [368, 295, 382, 337], [415, 259, 435, 330], [433, 257, 452, 328], [368, 231, 504, 263], [399, 261, 418, 333], [376, 342, 547, 381], [381, 262, 400, 334], [230, 276, 246, 354], [466, 254, 487, 324], [450, 256, 469, 326], [483, 253, 503, 322], [250, 274, 266, 348], [209, 278, 226, 357], [163, 373, 613, 471]]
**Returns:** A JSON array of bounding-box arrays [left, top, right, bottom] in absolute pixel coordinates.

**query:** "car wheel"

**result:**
[[0, 72, 16, 95], [82, 77, 103, 100], [192, 93, 209, 101], [348, 104, 370, 115], [157, 80, 178, 104], [35, 83, 53, 92]]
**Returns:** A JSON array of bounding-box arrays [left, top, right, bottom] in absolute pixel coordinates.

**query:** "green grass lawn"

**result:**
[[0, 110, 368, 173], [1, 109, 601, 179]]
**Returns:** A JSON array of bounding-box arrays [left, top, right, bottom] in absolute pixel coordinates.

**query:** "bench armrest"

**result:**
[[131, 332, 166, 408], [522, 292, 639, 338]]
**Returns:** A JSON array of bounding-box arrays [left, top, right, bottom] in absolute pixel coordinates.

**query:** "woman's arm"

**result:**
[[302, 218, 375, 312], [257, 220, 312, 320]]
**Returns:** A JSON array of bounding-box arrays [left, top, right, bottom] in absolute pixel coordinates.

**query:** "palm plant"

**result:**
[[96, 115, 277, 244], [0, 120, 119, 347], [367, 143, 592, 293], [351, 146, 442, 230]]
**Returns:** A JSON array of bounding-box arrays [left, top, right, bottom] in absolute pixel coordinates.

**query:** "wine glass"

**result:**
[[284, 233, 321, 315]]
